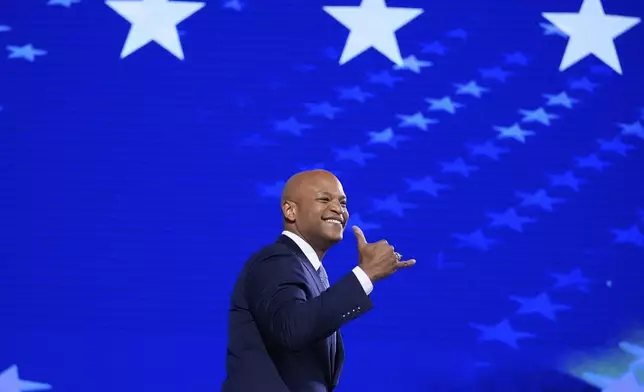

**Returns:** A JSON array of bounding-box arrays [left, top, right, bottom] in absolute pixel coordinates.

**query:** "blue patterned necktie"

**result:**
[[317, 264, 337, 371], [317, 264, 330, 290]]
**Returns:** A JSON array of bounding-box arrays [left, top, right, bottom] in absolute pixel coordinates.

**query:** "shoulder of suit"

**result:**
[[247, 242, 300, 265]]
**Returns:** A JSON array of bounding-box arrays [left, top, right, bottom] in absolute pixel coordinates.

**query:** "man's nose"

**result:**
[[329, 200, 343, 214]]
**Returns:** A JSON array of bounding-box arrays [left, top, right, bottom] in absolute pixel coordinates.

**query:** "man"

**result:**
[[222, 170, 415, 392]]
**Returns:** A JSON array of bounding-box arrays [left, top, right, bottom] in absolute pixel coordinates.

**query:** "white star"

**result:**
[[542, 0, 640, 74], [582, 370, 644, 392], [106, 0, 205, 60], [323, 0, 423, 66], [0, 365, 52, 392], [620, 341, 644, 371]]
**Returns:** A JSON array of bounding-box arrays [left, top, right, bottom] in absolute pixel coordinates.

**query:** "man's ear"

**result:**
[[282, 201, 296, 222]]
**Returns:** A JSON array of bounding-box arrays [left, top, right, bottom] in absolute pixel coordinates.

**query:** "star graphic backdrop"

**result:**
[[2, 0, 644, 390]]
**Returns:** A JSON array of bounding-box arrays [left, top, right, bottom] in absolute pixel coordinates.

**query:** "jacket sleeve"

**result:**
[[245, 252, 373, 351]]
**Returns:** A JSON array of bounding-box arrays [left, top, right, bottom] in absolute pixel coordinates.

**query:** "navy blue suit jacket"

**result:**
[[222, 235, 374, 392]]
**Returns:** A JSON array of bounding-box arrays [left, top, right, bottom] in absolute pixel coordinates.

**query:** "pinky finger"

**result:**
[[396, 259, 416, 269]]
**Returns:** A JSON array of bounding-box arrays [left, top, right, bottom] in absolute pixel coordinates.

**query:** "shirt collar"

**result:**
[[281, 230, 322, 271]]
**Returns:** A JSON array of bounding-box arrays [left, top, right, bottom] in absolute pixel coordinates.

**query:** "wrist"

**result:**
[[359, 265, 376, 282]]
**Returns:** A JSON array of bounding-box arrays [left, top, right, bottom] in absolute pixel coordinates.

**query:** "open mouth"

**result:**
[[323, 218, 344, 226]]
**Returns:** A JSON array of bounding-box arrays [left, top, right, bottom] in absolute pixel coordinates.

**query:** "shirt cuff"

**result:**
[[352, 266, 374, 295]]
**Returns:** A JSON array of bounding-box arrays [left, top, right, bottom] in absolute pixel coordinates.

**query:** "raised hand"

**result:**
[[352, 225, 415, 283]]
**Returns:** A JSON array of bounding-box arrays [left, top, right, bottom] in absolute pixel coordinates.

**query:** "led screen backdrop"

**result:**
[[2, 0, 644, 390]]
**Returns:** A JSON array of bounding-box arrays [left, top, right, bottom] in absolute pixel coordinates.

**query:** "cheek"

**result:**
[[310, 212, 323, 225]]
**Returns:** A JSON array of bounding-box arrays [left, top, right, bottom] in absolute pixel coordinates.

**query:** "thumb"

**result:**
[[352, 225, 368, 248]]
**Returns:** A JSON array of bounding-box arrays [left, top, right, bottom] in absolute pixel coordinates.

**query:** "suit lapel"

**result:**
[[276, 235, 334, 381], [276, 235, 326, 295]]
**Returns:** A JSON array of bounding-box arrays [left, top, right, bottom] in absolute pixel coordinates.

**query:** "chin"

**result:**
[[321, 225, 344, 243]]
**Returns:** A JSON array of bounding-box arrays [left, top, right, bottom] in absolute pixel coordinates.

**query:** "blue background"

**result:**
[[2, 0, 644, 390]]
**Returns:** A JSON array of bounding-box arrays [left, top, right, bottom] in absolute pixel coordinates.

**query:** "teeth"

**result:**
[[325, 219, 342, 225]]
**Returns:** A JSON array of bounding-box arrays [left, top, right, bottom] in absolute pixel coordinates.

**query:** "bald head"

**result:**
[[280, 170, 349, 254], [281, 169, 339, 204]]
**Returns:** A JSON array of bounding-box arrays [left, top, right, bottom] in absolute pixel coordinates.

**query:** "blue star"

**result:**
[[368, 128, 409, 147], [426, 96, 463, 114], [519, 107, 559, 126], [469, 319, 534, 349], [7, 44, 47, 62], [516, 189, 564, 211], [548, 171, 584, 191], [479, 67, 512, 82], [611, 225, 644, 247], [405, 176, 450, 197], [453, 230, 495, 251], [337, 86, 373, 102], [239, 134, 275, 149], [273, 117, 312, 136], [575, 154, 610, 171], [293, 64, 316, 73], [0, 25, 11, 33], [397, 112, 438, 131], [435, 251, 464, 270], [334, 145, 376, 166], [421, 40, 447, 55], [393, 55, 433, 73], [539, 22, 567, 37], [504, 52, 529, 66], [487, 208, 536, 232], [304, 102, 342, 119], [569, 77, 598, 92], [367, 70, 402, 88], [494, 123, 536, 143], [222, 0, 243, 11], [510, 292, 570, 321], [372, 194, 416, 217], [454, 81, 489, 98], [446, 28, 468, 39], [543, 91, 578, 108], [552, 268, 591, 291], [618, 121, 644, 140], [467, 141, 508, 160], [597, 136, 634, 156], [349, 214, 380, 232], [441, 157, 478, 177], [48, 0, 81, 6], [258, 181, 285, 198]]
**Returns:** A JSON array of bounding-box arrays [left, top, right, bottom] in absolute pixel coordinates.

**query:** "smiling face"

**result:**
[[281, 170, 349, 252]]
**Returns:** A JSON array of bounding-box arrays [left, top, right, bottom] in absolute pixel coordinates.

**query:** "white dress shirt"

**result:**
[[281, 230, 373, 295]]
